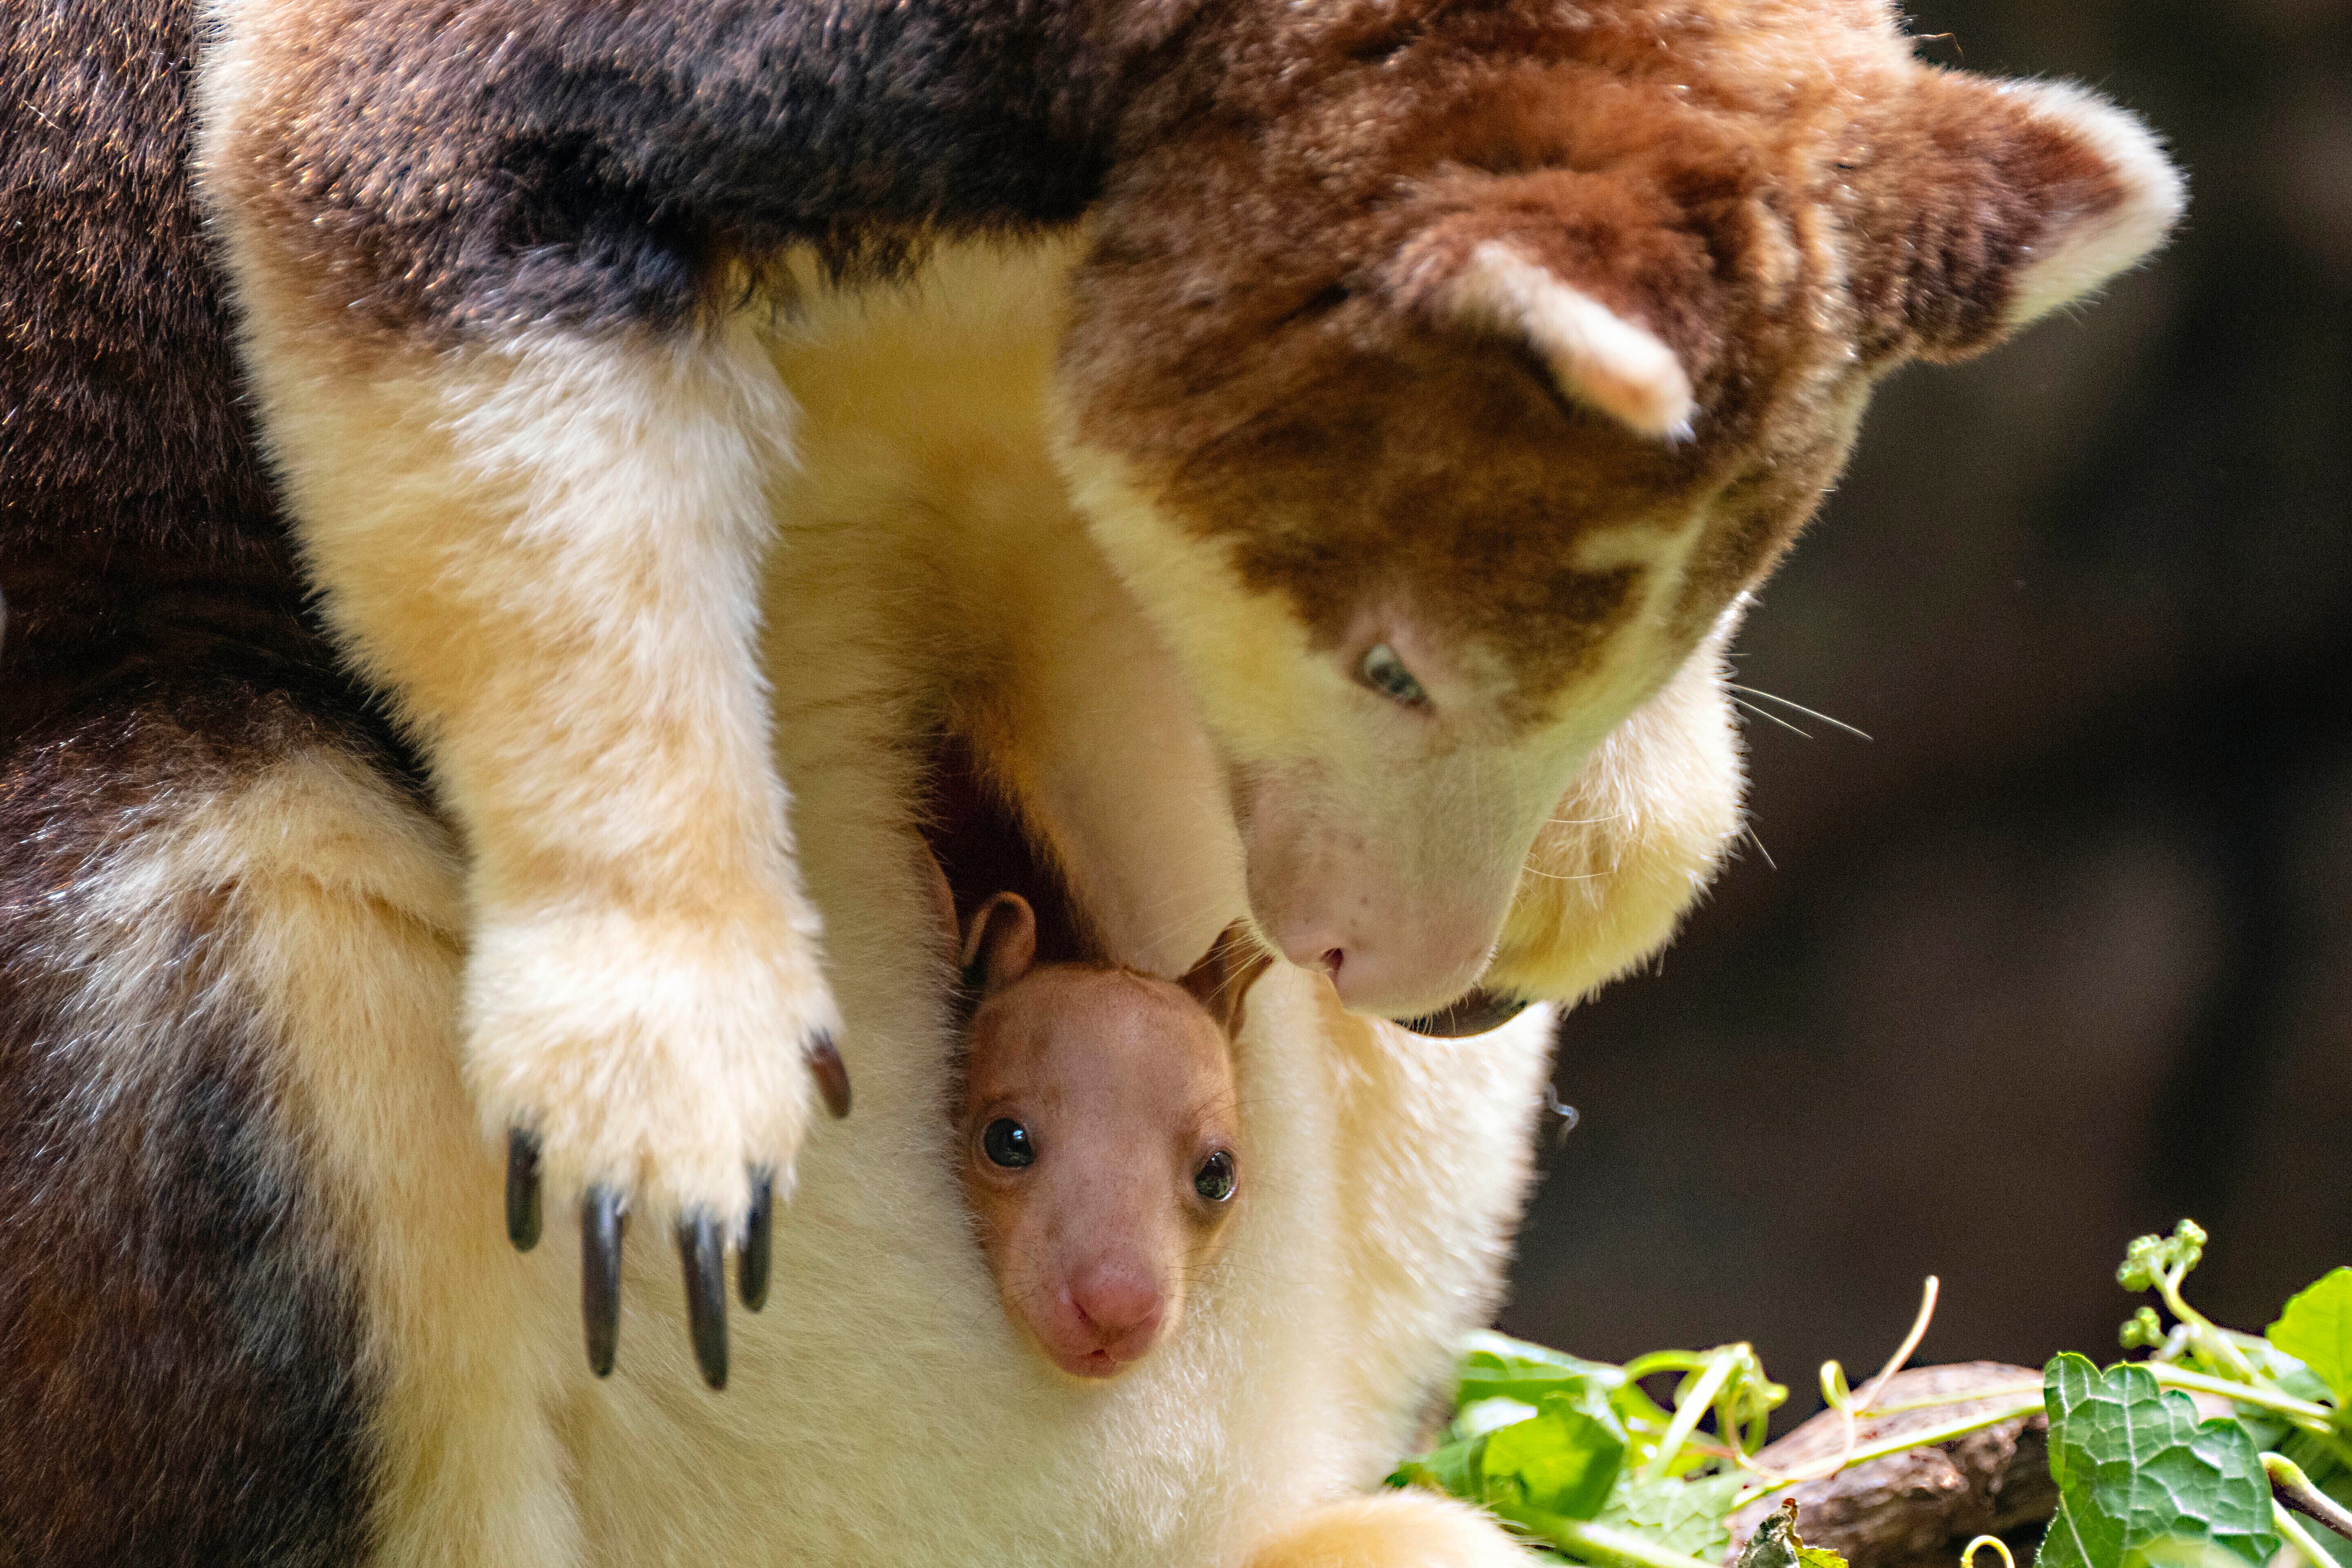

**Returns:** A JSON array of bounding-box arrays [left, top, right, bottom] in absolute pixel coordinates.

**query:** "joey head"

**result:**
[[952, 892, 1268, 1379]]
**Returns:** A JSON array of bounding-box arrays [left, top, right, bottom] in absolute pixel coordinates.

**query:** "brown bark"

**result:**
[[1724, 1363, 2056, 1568]]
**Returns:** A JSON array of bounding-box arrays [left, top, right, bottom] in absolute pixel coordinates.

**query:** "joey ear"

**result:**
[[960, 892, 1038, 998], [1889, 72, 2185, 361], [1177, 923, 1274, 1040], [1442, 241, 1696, 440]]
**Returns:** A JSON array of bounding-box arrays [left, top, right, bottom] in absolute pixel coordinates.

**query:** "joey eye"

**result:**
[[981, 1118, 1035, 1169], [1358, 644, 1427, 707], [1193, 1150, 1236, 1203]]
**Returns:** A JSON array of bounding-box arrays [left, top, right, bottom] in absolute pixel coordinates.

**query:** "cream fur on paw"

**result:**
[[464, 899, 837, 1228], [1241, 1493, 1543, 1568]]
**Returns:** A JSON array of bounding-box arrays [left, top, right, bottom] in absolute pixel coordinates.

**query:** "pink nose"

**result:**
[[1066, 1269, 1165, 1360], [1274, 934, 1346, 980], [1274, 926, 1490, 1018]]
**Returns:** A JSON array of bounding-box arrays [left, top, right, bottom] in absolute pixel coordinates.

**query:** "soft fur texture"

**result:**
[[3, 0, 2182, 1556], [0, 704, 387, 1564], [196, 0, 2185, 1263], [2, 246, 1562, 1560], [1050, 1, 2187, 1016]]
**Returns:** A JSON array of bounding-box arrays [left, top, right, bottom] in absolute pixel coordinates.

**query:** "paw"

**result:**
[[1244, 1493, 1542, 1568], [466, 901, 848, 1390]]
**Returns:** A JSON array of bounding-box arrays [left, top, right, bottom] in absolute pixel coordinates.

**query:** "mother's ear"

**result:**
[[1178, 924, 1275, 1040], [1875, 71, 2185, 361], [961, 892, 1039, 998], [1439, 240, 1696, 439], [1390, 62, 2180, 431]]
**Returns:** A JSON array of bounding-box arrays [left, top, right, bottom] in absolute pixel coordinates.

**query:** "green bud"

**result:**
[[2171, 1219, 2207, 1273], [2118, 1306, 2165, 1350], [2119, 1234, 2166, 1292]]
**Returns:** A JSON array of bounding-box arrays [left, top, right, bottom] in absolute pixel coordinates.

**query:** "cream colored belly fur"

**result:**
[[560, 238, 1553, 1564], [220, 239, 1557, 1564]]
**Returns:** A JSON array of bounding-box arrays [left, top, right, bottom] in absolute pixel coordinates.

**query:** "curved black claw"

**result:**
[[807, 1033, 852, 1119], [582, 1187, 624, 1378], [739, 1168, 773, 1313], [1401, 987, 1533, 1039], [505, 1129, 543, 1252], [679, 1213, 728, 1390]]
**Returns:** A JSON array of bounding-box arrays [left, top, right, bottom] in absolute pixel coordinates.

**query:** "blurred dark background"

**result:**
[[1503, 0, 2352, 1423]]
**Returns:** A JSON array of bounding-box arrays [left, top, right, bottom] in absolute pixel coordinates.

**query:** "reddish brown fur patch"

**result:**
[[1875, 71, 2136, 364], [1060, 0, 2154, 706]]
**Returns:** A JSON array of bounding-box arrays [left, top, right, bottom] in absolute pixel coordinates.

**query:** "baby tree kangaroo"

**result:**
[[201, 0, 2183, 1372], [953, 892, 1268, 1379]]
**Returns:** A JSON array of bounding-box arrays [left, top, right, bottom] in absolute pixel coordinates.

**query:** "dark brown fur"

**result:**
[[3, 4, 400, 1555], [207, 0, 1144, 345], [924, 731, 1100, 971], [0, 0, 2165, 1546], [0, 697, 385, 1567], [0, 0, 330, 734]]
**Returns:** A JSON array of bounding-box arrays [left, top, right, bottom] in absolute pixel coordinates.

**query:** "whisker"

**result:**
[[1732, 695, 1813, 740], [1742, 822, 1778, 871], [1726, 683, 1872, 741]]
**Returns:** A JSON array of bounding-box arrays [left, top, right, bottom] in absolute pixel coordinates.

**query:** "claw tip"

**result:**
[[505, 1128, 543, 1252], [808, 1034, 852, 1119]]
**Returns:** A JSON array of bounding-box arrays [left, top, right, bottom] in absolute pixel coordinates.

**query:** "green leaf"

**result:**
[[1392, 1383, 1631, 1526], [1457, 1366, 1608, 1415], [1481, 1391, 1629, 1521], [2238, 1337, 2334, 1409], [2034, 1354, 2281, 1568], [2267, 1267, 2352, 1406], [1391, 1432, 1483, 1500], [1593, 1471, 1742, 1561], [1456, 1334, 1628, 1411], [1456, 1397, 1541, 1440], [1797, 1548, 1851, 1568], [1461, 1331, 1629, 1383], [1608, 1378, 1675, 1437]]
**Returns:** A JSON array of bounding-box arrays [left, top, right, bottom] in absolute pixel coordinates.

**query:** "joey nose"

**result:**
[[1067, 1269, 1165, 1363]]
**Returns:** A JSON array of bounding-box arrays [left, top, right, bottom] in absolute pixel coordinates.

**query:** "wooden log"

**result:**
[[1724, 1363, 2056, 1568]]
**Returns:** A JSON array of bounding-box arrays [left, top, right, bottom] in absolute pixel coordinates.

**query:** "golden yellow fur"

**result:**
[[1244, 1492, 1550, 1568]]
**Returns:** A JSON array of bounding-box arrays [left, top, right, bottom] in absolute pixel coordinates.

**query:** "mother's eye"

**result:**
[[981, 1118, 1035, 1169], [1358, 643, 1428, 707], [1193, 1149, 1236, 1203]]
